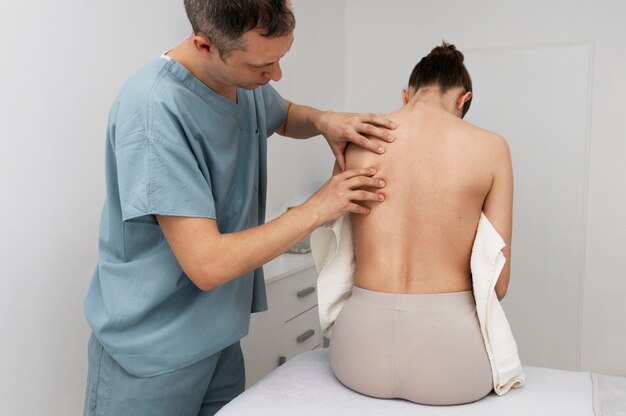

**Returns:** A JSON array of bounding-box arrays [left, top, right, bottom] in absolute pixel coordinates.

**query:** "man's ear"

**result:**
[[457, 91, 472, 112], [191, 33, 215, 58]]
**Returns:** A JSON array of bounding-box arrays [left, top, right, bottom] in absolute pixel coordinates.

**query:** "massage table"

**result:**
[[217, 349, 625, 416]]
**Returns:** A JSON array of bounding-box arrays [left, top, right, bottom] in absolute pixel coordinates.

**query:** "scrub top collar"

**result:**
[[159, 54, 243, 114]]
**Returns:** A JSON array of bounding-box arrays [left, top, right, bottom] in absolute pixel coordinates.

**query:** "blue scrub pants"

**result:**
[[83, 334, 245, 416]]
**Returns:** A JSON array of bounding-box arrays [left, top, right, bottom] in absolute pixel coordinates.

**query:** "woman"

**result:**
[[329, 42, 514, 405]]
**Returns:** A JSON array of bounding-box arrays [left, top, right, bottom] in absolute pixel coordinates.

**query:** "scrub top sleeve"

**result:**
[[115, 121, 217, 225], [260, 84, 288, 137]]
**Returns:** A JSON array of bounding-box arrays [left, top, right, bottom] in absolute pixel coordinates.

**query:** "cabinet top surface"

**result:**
[[263, 253, 315, 283]]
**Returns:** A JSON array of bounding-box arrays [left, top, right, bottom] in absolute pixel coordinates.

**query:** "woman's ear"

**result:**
[[457, 91, 472, 112], [462, 91, 473, 107], [402, 88, 410, 105]]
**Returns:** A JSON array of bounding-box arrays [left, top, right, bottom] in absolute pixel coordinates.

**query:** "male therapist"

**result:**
[[83, 1, 393, 415]]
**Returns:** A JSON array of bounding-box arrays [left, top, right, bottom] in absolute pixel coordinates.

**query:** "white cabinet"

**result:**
[[240, 254, 323, 388]]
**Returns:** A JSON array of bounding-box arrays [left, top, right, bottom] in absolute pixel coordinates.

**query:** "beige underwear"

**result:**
[[329, 287, 493, 405]]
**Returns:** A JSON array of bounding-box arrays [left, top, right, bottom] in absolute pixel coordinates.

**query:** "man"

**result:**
[[328, 42, 514, 405], [83, 1, 393, 415]]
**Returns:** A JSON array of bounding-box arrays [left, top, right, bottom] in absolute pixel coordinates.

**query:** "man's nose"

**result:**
[[264, 62, 282, 82]]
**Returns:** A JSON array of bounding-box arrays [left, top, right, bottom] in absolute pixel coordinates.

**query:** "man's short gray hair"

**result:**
[[184, 0, 295, 60]]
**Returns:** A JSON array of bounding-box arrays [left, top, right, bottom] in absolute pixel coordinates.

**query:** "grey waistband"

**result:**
[[350, 286, 475, 312]]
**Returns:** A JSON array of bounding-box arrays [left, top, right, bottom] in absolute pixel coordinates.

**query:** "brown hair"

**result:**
[[408, 42, 473, 117], [184, 0, 295, 60]]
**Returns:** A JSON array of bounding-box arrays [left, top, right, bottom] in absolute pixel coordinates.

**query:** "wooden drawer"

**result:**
[[282, 306, 322, 360], [267, 266, 318, 323]]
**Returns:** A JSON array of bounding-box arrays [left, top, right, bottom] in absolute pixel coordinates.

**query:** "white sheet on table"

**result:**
[[217, 349, 596, 416], [592, 373, 626, 416]]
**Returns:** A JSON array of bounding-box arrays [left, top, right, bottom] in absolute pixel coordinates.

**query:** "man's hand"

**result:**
[[317, 111, 397, 171], [303, 167, 386, 224]]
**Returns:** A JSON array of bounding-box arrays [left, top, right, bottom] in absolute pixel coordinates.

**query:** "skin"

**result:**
[[346, 86, 513, 300], [157, 24, 394, 291]]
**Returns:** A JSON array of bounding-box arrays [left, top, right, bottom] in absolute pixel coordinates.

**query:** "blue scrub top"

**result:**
[[84, 57, 287, 377]]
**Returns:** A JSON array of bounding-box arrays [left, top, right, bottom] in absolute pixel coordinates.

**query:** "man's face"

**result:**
[[216, 29, 294, 90]]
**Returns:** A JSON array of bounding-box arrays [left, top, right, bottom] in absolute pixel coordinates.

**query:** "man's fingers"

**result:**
[[347, 203, 370, 215], [364, 113, 397, 128], [344, 175, 386, 191], [361, 114, 398, 143], [349, 189, 385, 203], [337, 167, 377, 181], [361, 126, 395, 143], [351, 133, 386, 154]]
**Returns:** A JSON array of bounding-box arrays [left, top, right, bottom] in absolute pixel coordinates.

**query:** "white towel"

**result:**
[[310, 212, 525, 395]]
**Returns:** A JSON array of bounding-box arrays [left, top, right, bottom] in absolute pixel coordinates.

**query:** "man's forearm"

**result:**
[[215, 205, 321, 286], [157, 205, 320, 292], [277, 100, 326, 139]]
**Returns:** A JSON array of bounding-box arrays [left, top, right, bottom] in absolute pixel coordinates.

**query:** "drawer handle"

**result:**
[[297, 329, 315, 344], [297, 286, 315, 298]]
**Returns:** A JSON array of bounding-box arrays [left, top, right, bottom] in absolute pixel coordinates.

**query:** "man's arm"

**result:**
[[157, 167, 386, 291], [482, 136, 514, 301], [276, 100, 397, 171]]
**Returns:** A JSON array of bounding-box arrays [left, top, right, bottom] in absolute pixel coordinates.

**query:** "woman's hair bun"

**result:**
[[407, 40, 473, 117], [430, 41, 464, 63]]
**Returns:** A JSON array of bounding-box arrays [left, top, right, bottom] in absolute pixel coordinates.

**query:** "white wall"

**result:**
[[265, 0, 342, 220], [344, 0, 626, 375], [0, 2, 191, 414], [0, 1, 341, 414]]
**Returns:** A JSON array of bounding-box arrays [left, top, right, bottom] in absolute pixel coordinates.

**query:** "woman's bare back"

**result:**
[[346, 103, 513, 295]]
